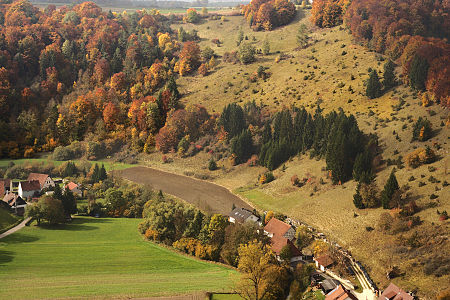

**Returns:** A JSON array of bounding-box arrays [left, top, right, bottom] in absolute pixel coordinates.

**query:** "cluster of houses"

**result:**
[[228, 207, 415, 300], [1, 173, 82, 216]]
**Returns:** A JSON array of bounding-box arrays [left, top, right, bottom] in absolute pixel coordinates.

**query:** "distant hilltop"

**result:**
[[30, 0, 250, 9]]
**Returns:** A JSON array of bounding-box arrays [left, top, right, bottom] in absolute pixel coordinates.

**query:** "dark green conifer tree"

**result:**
[[62, 189, 77, 217], [352, 149, 372, 182], [99, 164, 107, 181], [220, 103, 246, 139], [353, 184, 365, 209], [366, 69, 382, 99], [92, 164, 100, 183], [383, 60, 396, 90], [409, 54, 429, 91], [53, 184, 63, 201], [381, 168, 400, 209], [231, 129, 253, 164]]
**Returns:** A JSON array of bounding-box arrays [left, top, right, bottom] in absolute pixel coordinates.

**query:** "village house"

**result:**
[[18, 180, 41, 199], [379, 283, 413, 300], [314, 254, 335, 272], [0, 179, 11, 196], [264, 218, 302, 259], [320, 278, 341, 294], [325, 285, 358, 300], [2, 193, 27, 216], [27, 173, 55, 190], [65, 182, 82, 197], [228, 207, 260, 224]]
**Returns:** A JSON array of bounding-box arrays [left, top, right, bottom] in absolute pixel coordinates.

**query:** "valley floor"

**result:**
[[0, 217, 236, 299]]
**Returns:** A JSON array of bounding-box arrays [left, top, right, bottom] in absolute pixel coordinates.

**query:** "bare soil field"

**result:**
[[119, 166, 253, 214]]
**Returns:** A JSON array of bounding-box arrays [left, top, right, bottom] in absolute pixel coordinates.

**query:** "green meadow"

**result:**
[[0, 217, 236, 299], [0, 208, 20, 233]]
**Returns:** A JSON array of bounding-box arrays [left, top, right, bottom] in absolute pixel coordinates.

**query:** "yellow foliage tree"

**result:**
[[310, 240, 330, 257], [259, 173, 267, 185], [265, 211, 274, 224], [236, 240, 276, 300], [421, 92, 432, 107]]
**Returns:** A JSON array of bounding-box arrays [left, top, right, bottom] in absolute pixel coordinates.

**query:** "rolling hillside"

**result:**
[[137, 10, 450, 298]]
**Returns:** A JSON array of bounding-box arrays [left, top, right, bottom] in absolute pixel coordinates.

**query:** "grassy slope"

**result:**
[[0, 217, 236, 299], [141, 10, 449, 297], [0, 207, 20, 232]]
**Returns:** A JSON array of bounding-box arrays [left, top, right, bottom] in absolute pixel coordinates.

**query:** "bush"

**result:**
[[239, 43, 256, 64], [404, 147, 436, 168], [202, 46, 215, 60], [412, 117, 432, 142], [208, 159, 217, 171], [52, 142, 84, 161]]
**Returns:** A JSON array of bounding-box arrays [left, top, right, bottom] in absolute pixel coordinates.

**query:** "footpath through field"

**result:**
[[0, 217, 31, 239], [119, 166, 253, 214]]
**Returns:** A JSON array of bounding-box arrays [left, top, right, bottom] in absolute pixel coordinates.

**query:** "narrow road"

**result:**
[[0, 217, 31, 239], [352, 261, 377, 300], [118, 166, 253, 215]]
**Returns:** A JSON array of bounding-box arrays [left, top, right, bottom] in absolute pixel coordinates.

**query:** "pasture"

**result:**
[[0, 217, 236, 299], [0, 208, 20, 233]]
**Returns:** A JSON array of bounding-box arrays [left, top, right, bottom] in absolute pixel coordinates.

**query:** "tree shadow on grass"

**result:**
[[38, 223, 98, 231], [1, 232, 40, 244], [37, 217, 113, 232], [0, 249, 14, 265]]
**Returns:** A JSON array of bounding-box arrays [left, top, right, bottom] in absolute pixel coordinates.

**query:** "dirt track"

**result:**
[[118, 166, 253, 214]]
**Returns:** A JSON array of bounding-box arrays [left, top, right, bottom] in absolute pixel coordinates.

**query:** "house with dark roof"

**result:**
[[18, 180, 41, 199], [228, 207, 259, 224], [0, 179, 11, 196], [379, 283, 413, 300], [27, 173, 54, 190], [264, 218, 302, 259], [320, 278, 341, 294], [325, 285, 358, 300], [314, 254, 335, 272], [2, 193, 27, 215]]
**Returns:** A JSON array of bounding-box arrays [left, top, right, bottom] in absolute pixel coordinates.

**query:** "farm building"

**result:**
[[264, 218, 301, 259], [228, 207, 259, 224], [379, 283, 413, 300], [325, 285, 358, 300], [27, 173, 55, 190], [65, 182, 82, 197], [2, 193, 27, 215], [18, 180, 41, 199], [320, 278, 341, 294], [0, 179, 11, 196], [314, 254, 335, 271]]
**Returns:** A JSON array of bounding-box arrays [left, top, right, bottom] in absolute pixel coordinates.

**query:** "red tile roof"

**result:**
[[264, 218, 292, 237], [379, 283, 413, 300], [20, 180, 41, 191], [264, 218, 301, 256], [0, 179, 11, 195], [315, 254, 334, 268], [326, 285, 358, 300], [27, 173, 50, 188], [65, 182, 79, 190]]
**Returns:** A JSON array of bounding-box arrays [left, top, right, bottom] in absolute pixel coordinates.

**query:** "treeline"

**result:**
[[138, 196, 316, 299], [261, 107, 374, 184], [241, 0, 296, 31], [310, 0, 449, 106], [0, 1, 209, 158], [220, 102, 376, 184], [138, 196, 271, 264]]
